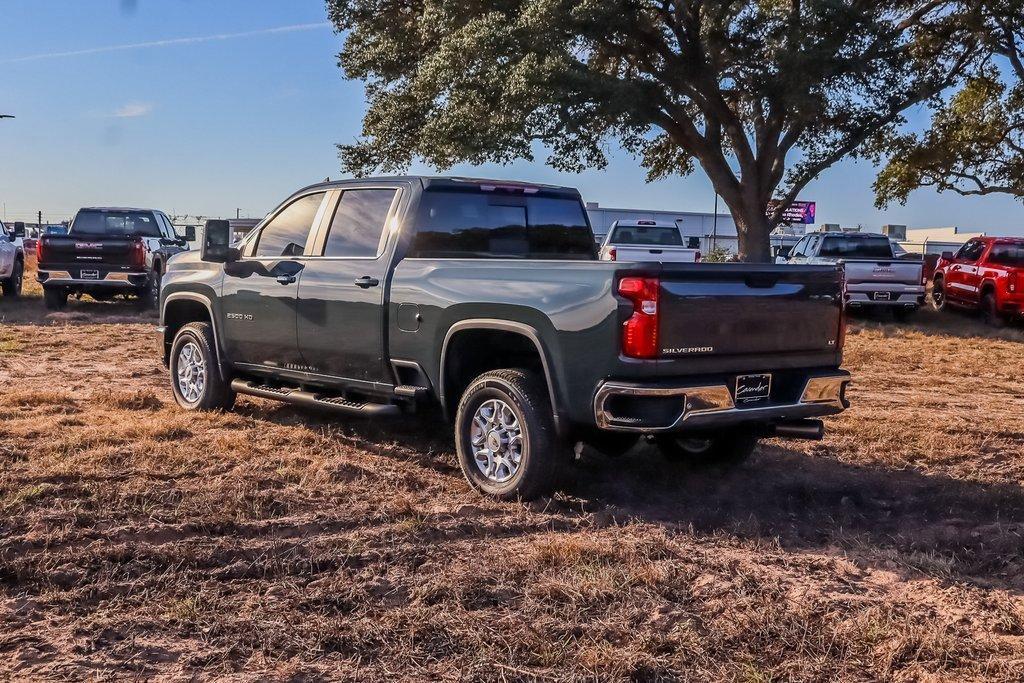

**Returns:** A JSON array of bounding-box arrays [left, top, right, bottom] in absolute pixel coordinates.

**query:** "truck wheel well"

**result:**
[[442, 329, 548, 416], [163, 300, 212, 358]]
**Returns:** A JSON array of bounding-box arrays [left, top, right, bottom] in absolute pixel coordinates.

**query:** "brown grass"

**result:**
[[1, 259, 1023, 680]]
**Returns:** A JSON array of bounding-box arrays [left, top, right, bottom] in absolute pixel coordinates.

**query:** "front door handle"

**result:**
[[276, 274, 296, 285], [354, 276, 380, 289]]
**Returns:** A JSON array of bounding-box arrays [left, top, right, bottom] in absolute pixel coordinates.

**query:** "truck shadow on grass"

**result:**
[[247, 401, 1024, 594], [0, 298, 157, 325], [564, 441, 1024, 593]]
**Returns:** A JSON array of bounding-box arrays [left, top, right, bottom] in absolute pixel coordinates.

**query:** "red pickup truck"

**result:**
[[933, 237, 1024, 326]]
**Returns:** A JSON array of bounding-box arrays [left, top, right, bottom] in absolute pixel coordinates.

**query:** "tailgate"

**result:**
[[40, 235, 140, 268], [842, 259, 922, 286], [616, 246, 697, 263], [657, 264, 842, 357]]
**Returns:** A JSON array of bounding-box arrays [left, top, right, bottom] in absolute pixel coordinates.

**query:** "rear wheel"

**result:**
[[455, 368, 561, 501], [170, 322, 235, 411], [43, 286, 68, 310], [932, 278, 948, 311], [138, 269, 160, 310], [1, 259, 23, 297], [656, 431, 759, 468], [982, 292, 1006, 328]]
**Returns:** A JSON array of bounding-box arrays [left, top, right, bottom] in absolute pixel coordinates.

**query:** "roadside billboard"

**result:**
[[769, 200, 816, 224]]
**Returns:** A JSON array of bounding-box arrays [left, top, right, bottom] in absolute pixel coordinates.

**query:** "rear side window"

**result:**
[[988, 244, 1024, 267], [409, 192, 596, 259], [71, 211, 160, 237], [818, 236, 893, 259], [255, 193, 325, 257], [610, 225, 683, 246], [322, 189, 397, 257]]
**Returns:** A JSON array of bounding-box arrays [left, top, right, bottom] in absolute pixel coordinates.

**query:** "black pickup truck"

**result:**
[[159, 177, 850, 499], [37, 207, 192, 310]]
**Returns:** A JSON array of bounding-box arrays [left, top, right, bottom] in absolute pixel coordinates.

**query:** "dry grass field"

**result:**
[[2, 256, 1024, 680]]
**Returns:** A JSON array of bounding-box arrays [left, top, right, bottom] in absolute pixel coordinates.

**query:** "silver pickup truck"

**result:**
[[782, 232, 925, 320]]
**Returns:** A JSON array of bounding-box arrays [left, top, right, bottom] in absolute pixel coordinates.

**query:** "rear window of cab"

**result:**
[[409, 191, 596, 260]]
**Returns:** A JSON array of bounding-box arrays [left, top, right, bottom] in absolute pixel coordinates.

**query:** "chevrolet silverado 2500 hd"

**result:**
[[159, 177, 851, 500]]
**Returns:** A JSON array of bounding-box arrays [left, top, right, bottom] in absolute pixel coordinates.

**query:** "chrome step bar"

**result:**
[[231, 380, 401, 418]]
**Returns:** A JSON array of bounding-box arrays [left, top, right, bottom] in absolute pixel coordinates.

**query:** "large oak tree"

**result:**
[[328, 0, 980, 261]]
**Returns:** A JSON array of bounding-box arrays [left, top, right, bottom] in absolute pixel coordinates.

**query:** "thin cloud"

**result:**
[[1, 22, 331, 64], [113, 102, 154, 118]]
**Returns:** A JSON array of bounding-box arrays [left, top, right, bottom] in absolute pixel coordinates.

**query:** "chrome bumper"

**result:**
[[38, 270, 145, 288], [594, 373, 850, 433]]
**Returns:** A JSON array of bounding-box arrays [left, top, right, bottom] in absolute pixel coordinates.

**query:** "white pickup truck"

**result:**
[[0, 219, 25, 297], [598, 220, 701, 262], [782, 232, 925, 320]]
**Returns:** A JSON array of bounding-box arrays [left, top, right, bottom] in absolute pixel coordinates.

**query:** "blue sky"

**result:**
[[1, 0, 1022, 234]]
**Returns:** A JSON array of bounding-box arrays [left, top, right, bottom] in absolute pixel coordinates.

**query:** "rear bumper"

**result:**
[[38, 269, 147, 289], [594, 372, 850, 433], [845, 284, 925, 308]]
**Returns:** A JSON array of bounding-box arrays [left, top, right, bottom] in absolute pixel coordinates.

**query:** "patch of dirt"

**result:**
[[1, 258, 1023, 680]]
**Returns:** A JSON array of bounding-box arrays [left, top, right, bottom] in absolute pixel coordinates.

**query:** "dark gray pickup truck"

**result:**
[[159, 177, 850, 499]]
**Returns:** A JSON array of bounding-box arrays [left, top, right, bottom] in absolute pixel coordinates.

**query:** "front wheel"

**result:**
[[169, 322, 236, 411], [138, 269, 160, 310], [1, 259, 23, 297], [932, 278, 948, 311], [454, 369, 560, 501], [656, 431, 759, 468]]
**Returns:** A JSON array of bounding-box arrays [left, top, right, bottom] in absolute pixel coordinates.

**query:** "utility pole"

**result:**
[[712, 192, 719, 251], [38, 210, 43, 229], [236, 208, 241, 219]]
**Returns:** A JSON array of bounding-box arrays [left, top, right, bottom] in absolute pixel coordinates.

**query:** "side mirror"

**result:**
[[184, 225, 197, 242], [941, 251, 954, 260], [201, 219, 239, 263], [13, 222, 25, 238]]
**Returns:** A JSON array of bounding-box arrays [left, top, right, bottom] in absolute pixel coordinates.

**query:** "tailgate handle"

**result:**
[[649, 249, 663, 254], [745, 275, 779, 288]]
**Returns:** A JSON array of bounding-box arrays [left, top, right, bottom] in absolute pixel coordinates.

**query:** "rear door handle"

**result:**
[[354, 276, 380, 289], [276, 274, 296, 285]]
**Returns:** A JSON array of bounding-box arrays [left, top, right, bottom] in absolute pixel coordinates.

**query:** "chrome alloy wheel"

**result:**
[[175, 341, 206, 404], [470, 399, 523, 483]]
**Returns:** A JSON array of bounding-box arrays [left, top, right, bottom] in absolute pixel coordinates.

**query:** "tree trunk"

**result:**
[[730, 204, 774, 263]]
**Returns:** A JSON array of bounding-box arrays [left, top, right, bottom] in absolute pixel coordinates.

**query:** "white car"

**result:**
[[598, 220, 701, 262], [0, 220, 25, 297]]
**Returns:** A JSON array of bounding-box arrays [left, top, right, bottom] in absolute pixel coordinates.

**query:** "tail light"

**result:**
[[35, 238, 45, 264], [607, 247, 617, 261], [130, 239, 146, 268], [695, 251, 702, 263], [619, 277, 660, 358]]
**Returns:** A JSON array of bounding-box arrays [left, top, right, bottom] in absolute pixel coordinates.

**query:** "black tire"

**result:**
[[169, 322, 236, 411], [137, 268, 160, 310], [1, 259, 23, 297], [932, 277, 948, 311], [982, 292, 1006, 328], [454, 368, 561, 501], [892, 307, 917, 323], [656, 431, 759, 468], [43, 287, 68, 310]]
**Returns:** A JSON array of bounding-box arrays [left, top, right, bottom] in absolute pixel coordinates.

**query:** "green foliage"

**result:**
[[328, 0, 981, 260], [874, 2, 1024, 205]]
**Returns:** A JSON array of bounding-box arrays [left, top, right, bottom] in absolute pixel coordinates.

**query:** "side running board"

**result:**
[[230, 380, 401, 418]]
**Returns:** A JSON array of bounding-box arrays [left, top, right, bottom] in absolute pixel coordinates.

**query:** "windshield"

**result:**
[[71, 210, 160, 237], [988, 243, 1024, 267], [819, 236, 894, 259], [609, 225, 684, 246]]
